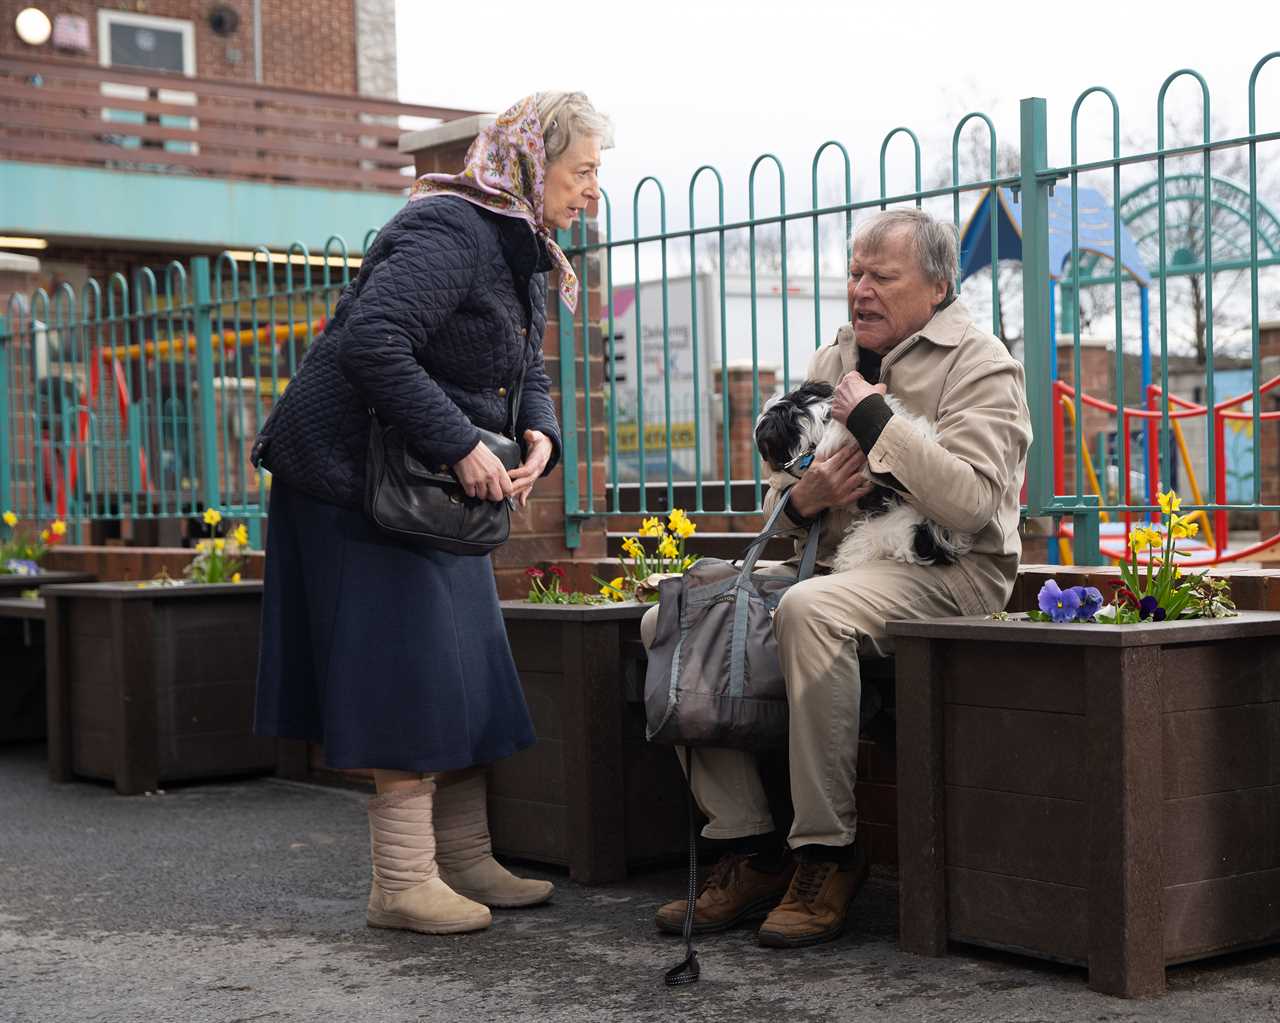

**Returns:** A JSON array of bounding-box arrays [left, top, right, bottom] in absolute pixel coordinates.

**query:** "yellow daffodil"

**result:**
[[657, 535, 679, 560], [621, 536, 644, 559], [40, 529, 50, 543], [599, 577, 625, 601], [667, 508, 690, 530], [50, 520, 66, 537], [672, 517, 696, 539], [233, 524, 249, 546], [640, 516, 664, 538], [214, 538, 226, 553], [231, 572, 242, 584], [681, 555, 695, 571], [2, 510, 16, 528], [203, 508, 223, 527], [1127, 526, 1159, 551], [1157, 489, 1182, 516], [196, 539, 211, 554], [1186, 520, 1199, 537]]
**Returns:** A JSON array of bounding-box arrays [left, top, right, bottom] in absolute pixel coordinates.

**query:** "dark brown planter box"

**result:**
[[496, 600, 690, 883], [1, 575, 94, 743], [1, 596, 48, 742], [42, 581, 275, 795], [0, 570, 93, 594], [889, 611, 1280, 998]]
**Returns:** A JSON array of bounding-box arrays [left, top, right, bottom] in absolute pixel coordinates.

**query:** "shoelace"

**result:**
[[790, 860, 837, 904]]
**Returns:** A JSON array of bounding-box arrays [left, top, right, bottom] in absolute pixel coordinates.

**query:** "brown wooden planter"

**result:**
[[889, 611, 1280, 998], [1, 596, 48, 742], [496, 600, 690, 883], [42, 581, 275, 795], [0, 570, 93, 594]]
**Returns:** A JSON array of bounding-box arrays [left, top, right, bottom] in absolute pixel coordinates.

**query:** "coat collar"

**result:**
[[835, 298, 973, 373], [485, 207, 545, 277]]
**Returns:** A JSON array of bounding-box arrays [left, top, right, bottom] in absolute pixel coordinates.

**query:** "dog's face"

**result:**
[[754, 381, 834, 472]]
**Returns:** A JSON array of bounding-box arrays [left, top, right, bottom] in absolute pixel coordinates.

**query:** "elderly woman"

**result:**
[[251, 93, 611, 935]]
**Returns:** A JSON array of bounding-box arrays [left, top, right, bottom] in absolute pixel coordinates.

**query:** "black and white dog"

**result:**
[[754, 382, 973, 571]]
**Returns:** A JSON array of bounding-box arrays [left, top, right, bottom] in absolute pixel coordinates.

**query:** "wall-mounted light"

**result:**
[[14, 7, 52, 46], [226, 250, 362, 268], [0, 236, 49, 250]]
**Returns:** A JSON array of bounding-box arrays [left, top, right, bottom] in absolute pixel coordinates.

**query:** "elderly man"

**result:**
[[647, 207, 1032, 948]]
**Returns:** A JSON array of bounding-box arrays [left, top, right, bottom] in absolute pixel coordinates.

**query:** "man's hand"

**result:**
[[831, 369, 888, 425], [788, 443, 875, 520], [508, 429, 554, 508]]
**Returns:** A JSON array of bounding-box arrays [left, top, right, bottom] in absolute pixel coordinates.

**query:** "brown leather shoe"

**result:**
[[655, 853, 795, 935], [756, 842, 870, 948]]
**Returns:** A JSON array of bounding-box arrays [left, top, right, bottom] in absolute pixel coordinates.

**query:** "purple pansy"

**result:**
[[1138, 595, 1167, 621], [1074, 586, 1104, 620], [1038, 580, 1082, 623]]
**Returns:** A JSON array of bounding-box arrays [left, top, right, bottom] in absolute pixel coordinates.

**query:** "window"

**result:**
[[97, 10, 195, 74], [96, 11, 197, 156]]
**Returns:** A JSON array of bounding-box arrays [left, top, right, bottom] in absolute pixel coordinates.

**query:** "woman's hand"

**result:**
[[453, 440, 515, 502], [509, 430, 553, 508], [788, 444, 875, 520]]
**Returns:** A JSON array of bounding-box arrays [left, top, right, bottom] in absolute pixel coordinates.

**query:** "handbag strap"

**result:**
[[504, 360, 528, 440], [738, 490, 825, 585]]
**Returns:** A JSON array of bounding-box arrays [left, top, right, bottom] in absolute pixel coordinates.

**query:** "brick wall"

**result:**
[[1054, 337, 1114, 497], [0, 0, 358, 93], [716, 364, 775, 481]]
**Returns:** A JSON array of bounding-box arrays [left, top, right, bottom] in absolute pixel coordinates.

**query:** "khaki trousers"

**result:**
[[641, 558, 997, 849]]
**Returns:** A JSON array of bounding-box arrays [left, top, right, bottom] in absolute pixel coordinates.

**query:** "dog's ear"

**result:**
[[794, 381, 834, 404], [754, 396, 801, 469]]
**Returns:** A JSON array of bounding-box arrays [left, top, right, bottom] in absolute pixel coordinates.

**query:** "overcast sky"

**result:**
[[396, 0, 1276, 241]]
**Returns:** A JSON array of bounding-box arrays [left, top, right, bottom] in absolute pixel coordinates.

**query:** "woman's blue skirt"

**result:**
[[253, 479, 534, 772]]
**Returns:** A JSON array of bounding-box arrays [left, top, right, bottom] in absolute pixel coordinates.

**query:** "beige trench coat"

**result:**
[[762, 298, 1033, 611]]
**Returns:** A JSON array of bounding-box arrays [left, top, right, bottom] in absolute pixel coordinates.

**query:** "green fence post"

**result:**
[[0, 316, 10, 516], [1019, 97, 1054, 518], [555, 228, 581, 549], [1072, 495, 1102, 566], [192, 257, 221, 514]]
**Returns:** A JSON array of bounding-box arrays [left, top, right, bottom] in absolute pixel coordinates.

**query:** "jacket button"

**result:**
[[439, 463, 448, 471], [497, 387, 508, 397]]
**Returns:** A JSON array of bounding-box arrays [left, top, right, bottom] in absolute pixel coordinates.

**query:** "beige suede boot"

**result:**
[[435, 773, 555, 908], [366, 778, 491, 934]]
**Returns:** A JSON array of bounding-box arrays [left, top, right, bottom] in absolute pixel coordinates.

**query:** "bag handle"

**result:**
[[504, 360, 527, 440], [737, 490, 824, 584]]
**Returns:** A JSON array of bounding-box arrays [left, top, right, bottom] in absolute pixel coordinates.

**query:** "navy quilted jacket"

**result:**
[[252, 196, 562, 510]]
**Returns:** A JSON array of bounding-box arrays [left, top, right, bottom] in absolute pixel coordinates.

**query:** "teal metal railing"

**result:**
[[555, 51, 1280, 563], [0, 240, 369, 542], [4, 53, 1280, 566]]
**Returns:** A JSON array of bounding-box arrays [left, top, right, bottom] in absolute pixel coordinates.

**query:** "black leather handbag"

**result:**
[[364, 371, 525, 556]]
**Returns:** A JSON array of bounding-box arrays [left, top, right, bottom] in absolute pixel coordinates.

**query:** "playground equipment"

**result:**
[[44, 318, 322, 521], [1051, 376, 1280, 567]]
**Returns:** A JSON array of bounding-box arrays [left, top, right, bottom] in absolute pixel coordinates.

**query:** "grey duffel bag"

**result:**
[[643, 492, 822, 750]]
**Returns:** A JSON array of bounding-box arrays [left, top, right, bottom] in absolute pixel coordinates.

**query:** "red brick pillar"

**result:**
[[1054, 336, 1114, 497], [400, 120, 609, 598], [715, 365, 776, 480], [1259, 322, 1280, 541]]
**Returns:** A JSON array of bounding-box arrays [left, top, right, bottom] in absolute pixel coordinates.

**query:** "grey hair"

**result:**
[[535, 91, 614, 163], [851, 208, 959, 298]]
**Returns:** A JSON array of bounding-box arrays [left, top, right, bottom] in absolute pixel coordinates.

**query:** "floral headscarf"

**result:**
[[409, 95, 579, 312]]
